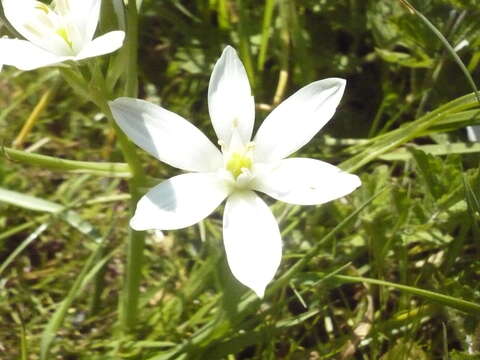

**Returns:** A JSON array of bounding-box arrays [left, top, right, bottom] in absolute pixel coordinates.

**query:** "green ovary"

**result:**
[[226, 153, 252, 178]]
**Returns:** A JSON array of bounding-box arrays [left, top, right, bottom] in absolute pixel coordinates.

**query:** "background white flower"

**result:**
[[466, 126, 480, 142], [109, 46, 361, 297], [0, 0, 125, 70]]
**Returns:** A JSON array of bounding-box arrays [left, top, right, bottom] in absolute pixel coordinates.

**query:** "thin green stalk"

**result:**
[[95, 100, 146, 331], [62, 17, 147, 330], [257, 0, 276, 71], [333, 275, 480, 316], [0, 223, 48, 277], [118, 0, 145, 333], [19, 313, 28, 360], [236, 0, 255, 87], [66, 37, 147, 332], [125, 0, 139, 98]]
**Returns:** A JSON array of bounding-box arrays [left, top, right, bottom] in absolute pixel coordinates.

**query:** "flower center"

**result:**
[[29, 2, 74, 50], [35, 3, 50, 14], [226, 152, 252, 179], [56, 27, 73, 48]]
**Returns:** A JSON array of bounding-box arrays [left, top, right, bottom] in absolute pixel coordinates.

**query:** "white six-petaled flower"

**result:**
[[0, 0, 125, 70], [109, 46, 361, 297]]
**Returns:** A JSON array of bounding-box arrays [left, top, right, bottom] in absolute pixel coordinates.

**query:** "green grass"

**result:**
[[1, 0, 480, 359]]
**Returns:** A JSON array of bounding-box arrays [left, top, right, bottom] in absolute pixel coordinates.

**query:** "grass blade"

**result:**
[[40, 238, 114, 359], [333, 275, 480, 316], [0, 223, 48, 277]]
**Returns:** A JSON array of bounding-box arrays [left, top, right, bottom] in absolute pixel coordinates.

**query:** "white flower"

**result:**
[[467, 126, 480, 142], [109, 46, 361, 297], [0, 0, 125, 70]]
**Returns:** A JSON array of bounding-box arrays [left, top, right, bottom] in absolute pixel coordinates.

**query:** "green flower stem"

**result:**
[[236, 0, 255, 87], [118, 0, 144, 333], [64, 45, 146, 333], [125, 0, 139, 98], [69, 27, 146, 331], [257, 0, 276, 71], [97, 100, 146, 332], [60, 0, 145, 333]]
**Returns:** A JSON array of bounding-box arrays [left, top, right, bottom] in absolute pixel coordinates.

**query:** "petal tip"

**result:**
[[330, 77, 347, 92], [129, 216, 146, 231], [109, 97, 132, 110], [252, 286, 266, 298], [351, 174, 362, 189], [118, 31, 126, 43], [223, 45, 236, 54]]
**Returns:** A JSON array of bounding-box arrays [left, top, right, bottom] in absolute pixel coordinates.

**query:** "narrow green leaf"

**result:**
[[0, 187, 63, 213], [380, 143, 480, 161], [333, 275, 480, 315], [0, 223, 48, 277], [2, 147, 131, 178], [0, 187, 103, 242], [341, 93, 480, 172]]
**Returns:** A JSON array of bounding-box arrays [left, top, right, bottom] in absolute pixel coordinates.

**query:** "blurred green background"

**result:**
[[0, 0, 479, 359]]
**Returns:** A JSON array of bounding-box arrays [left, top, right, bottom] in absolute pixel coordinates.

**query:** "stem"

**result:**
[[125, 0, 139, 98], [118, 0, 144, 333], [59, 0, 144, 333], [60, 22, 145, 331], [236, 0, 255, 87], [257, 0, 276, 71], [98, 101, 146, 332]]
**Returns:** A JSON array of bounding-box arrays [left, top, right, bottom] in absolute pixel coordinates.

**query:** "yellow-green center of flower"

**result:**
[[35, 3, 50, 14], [33, 3, 73, 49], [56, 27, 73, 48], [226, 152, 252, 179]]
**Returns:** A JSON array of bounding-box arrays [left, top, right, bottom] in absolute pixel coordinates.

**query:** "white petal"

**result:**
[[109, 97, 223, 172], [76, 31, 125, 60], [254, 78, 346, 162], [252, 158, 361, 205], [0, 38, 69, 70], [208, 46, 255, 145], [223, 191, 282, 297], [59, 0, 101, 44], [3, 0, 72, 55], [131, 172, 230, 230], [467, 125, 480, 142]]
